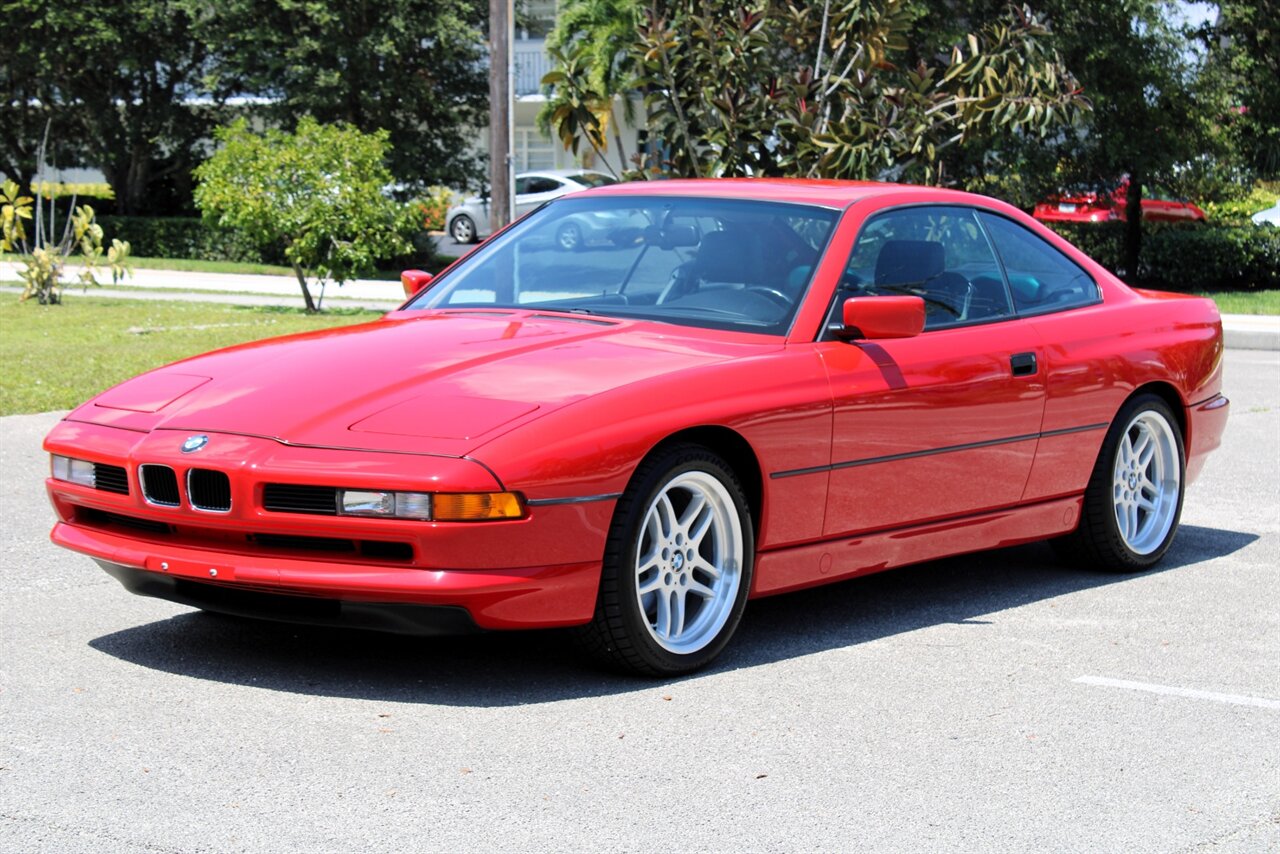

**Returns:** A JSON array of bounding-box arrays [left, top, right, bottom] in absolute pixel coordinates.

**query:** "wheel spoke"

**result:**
[[654, 590, 672, 638], [656, 493, 677, 539], [1127, 502, 1140, 539], [1136, 494, 1157, 512], [671, 590, 688, 637], [1131, 426, 1152, 460], [1137, 440, 1157, 469], [1116, 502, 1130, 539], [638, 573, 663, 595], [688, 579, 716, 600], [686, 502, 714, 547], [679, 493, 707, 532], [692, 556, 722, 580]]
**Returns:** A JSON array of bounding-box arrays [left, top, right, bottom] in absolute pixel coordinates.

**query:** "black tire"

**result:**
[[555, 222, 583, 251], [450, 214, 478, 244], [577, 443, 754, 677], [1058, 393, 1186, 572]]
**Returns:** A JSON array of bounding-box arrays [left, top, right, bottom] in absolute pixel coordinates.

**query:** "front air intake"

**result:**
[[93, 463, 130, 495], [139, 464, 181, 506], [188, 469, 232, 512]]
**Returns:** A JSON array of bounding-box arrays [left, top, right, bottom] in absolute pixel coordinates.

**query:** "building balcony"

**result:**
[[515, 39, 551, 97]]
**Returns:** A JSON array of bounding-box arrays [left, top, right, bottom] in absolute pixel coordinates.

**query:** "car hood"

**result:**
[[69, 311, 770, 457]]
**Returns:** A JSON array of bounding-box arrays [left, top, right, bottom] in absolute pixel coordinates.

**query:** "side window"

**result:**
[[843, 206, 1013, 329], [514, 177, 532, 195], [978, 213, 1098, 313], [524, 177, 563, 195]]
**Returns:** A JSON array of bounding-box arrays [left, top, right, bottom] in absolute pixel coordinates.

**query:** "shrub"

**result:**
[[1202, 181, 1280, 225], [1141, 226, 1280, 291], [1049, 221, 1280, 291], [415, 186, 458, 232], [94, 216, 283, 264]]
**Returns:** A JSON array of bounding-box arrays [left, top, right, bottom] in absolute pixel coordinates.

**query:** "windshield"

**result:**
[[406, 195, 839, 335]]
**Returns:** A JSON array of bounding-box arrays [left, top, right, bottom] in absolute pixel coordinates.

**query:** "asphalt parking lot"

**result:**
[[1, 349, 1276, 853]]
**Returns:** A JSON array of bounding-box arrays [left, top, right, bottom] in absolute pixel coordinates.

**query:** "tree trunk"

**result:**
[[1124, 171, 1143, 283], [292, 263, 318, 313]]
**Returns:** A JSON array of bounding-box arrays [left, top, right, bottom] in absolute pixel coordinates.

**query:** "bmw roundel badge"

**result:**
[[181, 434, 209, 453]]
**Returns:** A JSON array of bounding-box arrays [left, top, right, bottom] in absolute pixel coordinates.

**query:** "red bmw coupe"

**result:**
[[44, 180, 1228, 675]]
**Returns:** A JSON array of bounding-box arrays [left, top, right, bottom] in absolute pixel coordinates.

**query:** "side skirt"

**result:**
[[751, 495, 1083, 597]]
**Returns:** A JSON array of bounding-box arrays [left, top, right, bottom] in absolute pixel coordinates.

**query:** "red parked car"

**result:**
[[1033, 180, 1207, 224], [44, 180, 1228, 675]]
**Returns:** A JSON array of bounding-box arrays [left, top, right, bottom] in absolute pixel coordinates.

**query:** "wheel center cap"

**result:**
[[672, 553, 685, 571], [1129, 473, 1139, 489]]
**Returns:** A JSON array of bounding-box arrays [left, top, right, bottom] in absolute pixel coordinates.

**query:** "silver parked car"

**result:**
[[445, 169, 618, 247]]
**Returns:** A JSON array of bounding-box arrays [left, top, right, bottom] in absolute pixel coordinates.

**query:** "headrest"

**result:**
[[875, 240, 944, 286]]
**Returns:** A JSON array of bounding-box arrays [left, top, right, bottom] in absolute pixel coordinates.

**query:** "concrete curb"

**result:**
[[1221, 315, 1280, 351]]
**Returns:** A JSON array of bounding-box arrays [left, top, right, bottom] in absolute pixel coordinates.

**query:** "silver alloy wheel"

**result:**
[[1112, 409, 1181, 555], [451, 215, 475, 244], [634, 470, 743, 654]]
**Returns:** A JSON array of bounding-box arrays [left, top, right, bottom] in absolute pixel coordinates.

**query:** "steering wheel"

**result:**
[[744, 285, 792, 308]]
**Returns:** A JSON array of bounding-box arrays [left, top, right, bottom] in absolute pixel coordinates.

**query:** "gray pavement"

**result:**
[[1, 349, 1277, 851]]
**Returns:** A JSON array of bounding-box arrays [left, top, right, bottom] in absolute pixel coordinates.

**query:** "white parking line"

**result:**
[[1074, 676, 1280, 710]]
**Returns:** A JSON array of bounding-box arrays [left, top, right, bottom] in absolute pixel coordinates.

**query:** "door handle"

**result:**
[[1010, 352, 1038, 377]]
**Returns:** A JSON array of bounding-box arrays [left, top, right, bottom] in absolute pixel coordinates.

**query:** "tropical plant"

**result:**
[[2, 180, 132, 305], [193, 118, 416, 312], [538, 0, 643, 176], [541, 0, 1087, 182]]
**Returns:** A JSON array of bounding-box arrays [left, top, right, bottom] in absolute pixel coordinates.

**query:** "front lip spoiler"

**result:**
[[97, 560, 482, 636]]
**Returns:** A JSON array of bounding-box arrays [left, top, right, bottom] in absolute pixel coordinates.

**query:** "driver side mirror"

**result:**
[[837, 296, 925, 340], [401, 269, 434, 298]]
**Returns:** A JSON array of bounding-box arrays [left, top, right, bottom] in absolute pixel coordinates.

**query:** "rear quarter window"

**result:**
[[979, 213, 1099, 313]]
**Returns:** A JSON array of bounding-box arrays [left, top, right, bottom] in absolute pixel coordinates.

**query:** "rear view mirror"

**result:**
[[401, 269, 434, 298], [642, 225, 700, 249], [839, 296, 925, 340]]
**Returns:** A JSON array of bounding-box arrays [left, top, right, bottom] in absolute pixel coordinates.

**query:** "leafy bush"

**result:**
[[1202, 181, 1280, 225], [1049, 221, 1280, 291], [1141, 226, 1280, 291], [194, 118, 416, 311], [95, 216, 281, 264], [415, 186, 458, 232]]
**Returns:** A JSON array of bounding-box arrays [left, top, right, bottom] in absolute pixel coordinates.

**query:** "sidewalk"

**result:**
[[2, 261, 1276, 349], [0, 260, 404, 309]]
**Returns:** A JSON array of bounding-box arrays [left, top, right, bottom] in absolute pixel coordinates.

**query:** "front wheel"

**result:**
[[578, 444, 754, 676], [1061, 393, 1185, 571]]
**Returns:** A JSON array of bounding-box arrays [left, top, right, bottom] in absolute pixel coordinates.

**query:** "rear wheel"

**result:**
[[1061, 393, 1185, 571], [578, 444, 753, 676], [450, 214, 477, 244]]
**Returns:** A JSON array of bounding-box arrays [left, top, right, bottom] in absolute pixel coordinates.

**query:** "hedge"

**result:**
[[1047, 221, 1280, 291], [94, 216, 285, 265]]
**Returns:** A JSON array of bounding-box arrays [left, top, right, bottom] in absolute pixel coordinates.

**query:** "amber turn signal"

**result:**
[[432, 492, 525, 521]]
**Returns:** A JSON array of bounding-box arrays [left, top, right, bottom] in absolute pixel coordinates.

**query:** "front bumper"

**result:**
[[53, 520, 602, 631], [96, 559, 482, 635]]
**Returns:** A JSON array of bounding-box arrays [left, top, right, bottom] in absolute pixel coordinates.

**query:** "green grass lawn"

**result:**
[[0, 297, 381, 415], [3, 254, 420, 280], [1196, 289, 1280, 315]]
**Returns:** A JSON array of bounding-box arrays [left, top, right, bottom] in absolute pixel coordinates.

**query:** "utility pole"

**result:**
[[488, 0, 514, 234]]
